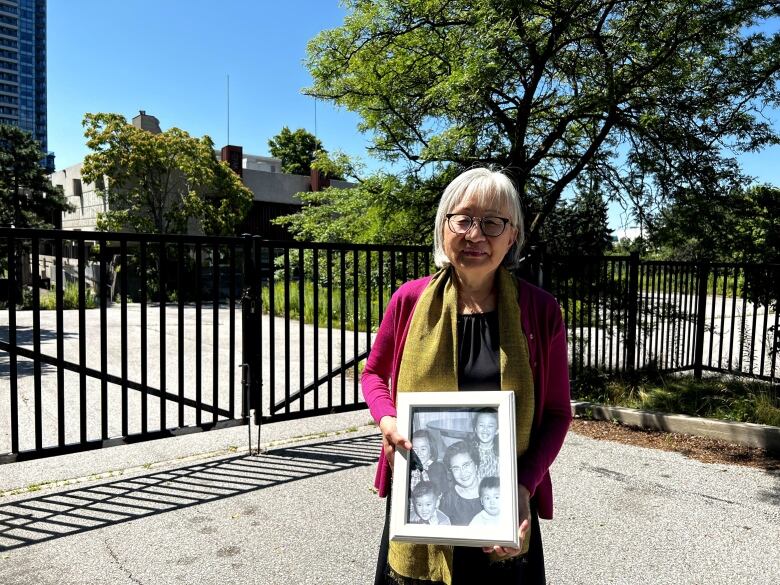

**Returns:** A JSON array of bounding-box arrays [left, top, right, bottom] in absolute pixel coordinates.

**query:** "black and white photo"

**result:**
[[390, 391, 519, 548]]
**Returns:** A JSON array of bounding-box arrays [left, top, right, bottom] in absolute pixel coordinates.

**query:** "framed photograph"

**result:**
[[389, 391, 519, 549]]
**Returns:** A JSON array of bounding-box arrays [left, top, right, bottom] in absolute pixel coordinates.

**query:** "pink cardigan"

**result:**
[[360, 275, 572, 520]]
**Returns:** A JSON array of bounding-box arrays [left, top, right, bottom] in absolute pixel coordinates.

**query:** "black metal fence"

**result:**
[[0, 228, 431, 463], [544, 252, 779, 383], [1, 228, 777, 464]]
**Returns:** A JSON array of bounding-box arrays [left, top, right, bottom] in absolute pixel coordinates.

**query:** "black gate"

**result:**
[[241, 237, 434, 424], [0, 228, 432, 463]]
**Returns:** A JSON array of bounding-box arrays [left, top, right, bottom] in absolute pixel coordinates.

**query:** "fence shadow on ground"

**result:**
[[0, 325, 79, 378], [758, 470, 780, 508], [0, 433, 380, 551]]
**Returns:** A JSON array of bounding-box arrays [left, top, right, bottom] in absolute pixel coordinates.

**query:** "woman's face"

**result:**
[[474, 413, 498, 445], [442, 194, 517, 282], [448, 452, 478, 488]]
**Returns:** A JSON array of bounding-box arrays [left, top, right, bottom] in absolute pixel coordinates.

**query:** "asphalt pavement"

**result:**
[[1, 413, 778, 585]]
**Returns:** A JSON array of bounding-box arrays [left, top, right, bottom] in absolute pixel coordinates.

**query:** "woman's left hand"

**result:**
[[482, 484, 531, 558]]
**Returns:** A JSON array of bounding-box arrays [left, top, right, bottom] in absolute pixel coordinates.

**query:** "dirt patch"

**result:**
[[570, 418, 780, 471]]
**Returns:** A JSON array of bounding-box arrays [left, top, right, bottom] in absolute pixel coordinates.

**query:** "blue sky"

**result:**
[[47, 1, 780, 233], [48, 1, 364, 167]]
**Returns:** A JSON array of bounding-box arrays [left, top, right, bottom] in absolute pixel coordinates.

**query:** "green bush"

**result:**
[[575, 368, 780, 427], [21, 283, 97, 310]]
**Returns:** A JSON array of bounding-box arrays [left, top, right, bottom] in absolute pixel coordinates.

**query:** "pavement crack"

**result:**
[[105, 540, 145, 585], [698, 493, 738, 505]]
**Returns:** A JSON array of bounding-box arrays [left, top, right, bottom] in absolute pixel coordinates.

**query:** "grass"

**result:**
[[573, 367, 780, 427], [260, 279, 388, 332]]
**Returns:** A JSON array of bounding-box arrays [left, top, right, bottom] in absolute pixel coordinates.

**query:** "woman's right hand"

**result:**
[[379, 416, 413, 471]]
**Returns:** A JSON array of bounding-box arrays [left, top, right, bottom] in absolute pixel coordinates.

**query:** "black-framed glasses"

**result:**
[[445, 214, 511, 237], [449, 460, 475, 475]]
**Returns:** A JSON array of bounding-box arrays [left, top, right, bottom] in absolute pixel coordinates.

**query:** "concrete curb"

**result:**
[[571, 401, 780, 454]]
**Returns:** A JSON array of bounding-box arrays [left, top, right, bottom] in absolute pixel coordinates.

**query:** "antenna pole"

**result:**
[[227, 74, 230, 145]]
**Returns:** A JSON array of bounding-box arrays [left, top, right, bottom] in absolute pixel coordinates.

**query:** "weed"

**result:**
[[574, 368, 779, 427], [22, 283, 97, 310]]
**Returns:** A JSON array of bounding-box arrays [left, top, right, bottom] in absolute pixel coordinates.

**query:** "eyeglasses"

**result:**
[[449, 460, 475, 475], [446, 214, 511, 237]]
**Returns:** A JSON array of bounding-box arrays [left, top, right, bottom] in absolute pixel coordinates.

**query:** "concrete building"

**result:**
[[0, 0, 51, 169], [51, 111, 351, 238]]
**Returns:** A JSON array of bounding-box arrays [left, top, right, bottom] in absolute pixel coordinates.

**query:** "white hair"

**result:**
[[432, 167, 525, 269]]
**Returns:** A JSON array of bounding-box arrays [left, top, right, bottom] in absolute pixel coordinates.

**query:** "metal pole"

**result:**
[[625, 251, 640, 373], [693, 260, 710, 380]]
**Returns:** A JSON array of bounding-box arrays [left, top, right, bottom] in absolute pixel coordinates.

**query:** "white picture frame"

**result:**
[[389, 391, 519, 549]]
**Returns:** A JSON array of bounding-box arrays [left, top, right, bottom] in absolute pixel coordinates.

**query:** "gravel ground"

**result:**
[[570, 418, 780, 470]]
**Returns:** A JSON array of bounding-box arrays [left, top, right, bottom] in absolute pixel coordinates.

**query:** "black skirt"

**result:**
[[374, 495, 546, 585]]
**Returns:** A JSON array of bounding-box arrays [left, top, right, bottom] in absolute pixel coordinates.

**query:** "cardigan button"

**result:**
[[529, 333, 534, 340]]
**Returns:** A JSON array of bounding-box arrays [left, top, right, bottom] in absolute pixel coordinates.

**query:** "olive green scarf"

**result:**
[[388, 267, 536, 585]]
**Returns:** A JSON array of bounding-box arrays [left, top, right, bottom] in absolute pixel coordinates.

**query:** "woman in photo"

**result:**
[[362, 167, 572, 584], [438, 441, 483, 526]]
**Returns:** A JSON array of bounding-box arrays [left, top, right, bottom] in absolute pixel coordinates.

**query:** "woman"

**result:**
[[362, 167, 572, 585], [438, 440, 482, 526]]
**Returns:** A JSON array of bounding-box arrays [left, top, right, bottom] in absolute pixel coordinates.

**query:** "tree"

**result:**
[[650, 183, 780, 264], [82, 113, 253, 235], [300, 0, 780, 243], [268, 126, 324, 176], [275, 150, 455, 244], [0, 124, 72, 228], [540, 173, 612, 256]]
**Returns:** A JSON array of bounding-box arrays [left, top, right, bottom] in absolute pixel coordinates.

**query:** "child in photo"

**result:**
[[409, 429, 447, 495], [408, 481, 451, 526], [468, 476, 501, 527], [471, 409, 499, 480]]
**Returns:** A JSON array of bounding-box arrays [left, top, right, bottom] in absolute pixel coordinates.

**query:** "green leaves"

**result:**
[[275, 161, 456, 245], [267, 126, 325, 176], [0, 124, 73, 229], [82, 113, 252, 235], [650, 183, 780, 265], [303, 0, 780, 241]]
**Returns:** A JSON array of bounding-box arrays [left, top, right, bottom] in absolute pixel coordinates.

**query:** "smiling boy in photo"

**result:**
[[408, 481, 451, 526]]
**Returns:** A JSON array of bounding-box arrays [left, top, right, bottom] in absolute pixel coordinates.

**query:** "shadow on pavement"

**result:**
[[758, 469, 780, 507], [0, 433, 380, 551], [0, 324, 79, 378]]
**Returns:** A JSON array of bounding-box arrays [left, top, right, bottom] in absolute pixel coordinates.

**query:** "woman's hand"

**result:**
[[482, 484, 531, 558], [379, 416, 413, 471]]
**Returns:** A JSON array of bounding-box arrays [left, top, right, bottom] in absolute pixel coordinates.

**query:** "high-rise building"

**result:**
[[0, 0, 51, 169]]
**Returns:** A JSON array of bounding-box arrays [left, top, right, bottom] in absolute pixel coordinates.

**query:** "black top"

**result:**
[[457, 311, 500, 391]]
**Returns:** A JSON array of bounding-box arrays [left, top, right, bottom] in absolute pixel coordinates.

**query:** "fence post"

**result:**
[[241, 235, 262, 423], [517, 242, 547, 288], [693, 260, 710, 380], [625, 251, 640, 373], [538, 242, 550, 291]]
